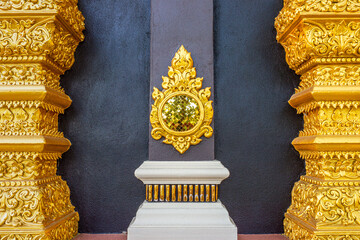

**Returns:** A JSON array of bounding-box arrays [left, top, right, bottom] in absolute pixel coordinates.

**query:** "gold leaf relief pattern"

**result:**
[[47, 213, 79, 240], [0, 65, 63, 92], [284, 217, 315, 240], [282, 20, 360, 70], [289, 180, 360, 227], [296, 101, 360, 114], [282, 25, 311, 70], [0, 152, 59, 180], [287, 181, 318, 225], [275, 0, 360, 38], [306, 155, 360, 179], [0, 179, 74, 227], [305, 21, 360, 57], [301, 107, 360, 136], [0, 101, 64, 114], [0, 107, 62, 137], [0, 19, 53, 56], [297, 65, 360, 93], [150, 45, 213, 154], [276, 1, 360, 238], [0, 213, 79, 240], [49, 23, 77, 69], [0, 0, 84, 39], [0, 0, 84, 237], [0, 19, 78, 70], [286, 215, 360, 239]]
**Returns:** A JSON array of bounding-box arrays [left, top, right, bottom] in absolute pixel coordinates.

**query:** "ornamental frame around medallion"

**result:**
[[150, 45, 213, 154]]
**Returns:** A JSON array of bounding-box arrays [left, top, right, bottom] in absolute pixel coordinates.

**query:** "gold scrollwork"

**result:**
[[0, 0, 84, 237], [150, 45, 213, 154], [276, 0, 360, 238]]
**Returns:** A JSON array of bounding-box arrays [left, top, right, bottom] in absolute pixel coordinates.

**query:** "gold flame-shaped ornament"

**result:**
[[150, 45, 213, 154]]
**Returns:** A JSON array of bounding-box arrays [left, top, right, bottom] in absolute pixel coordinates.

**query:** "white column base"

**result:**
[[128, 200, 237, 240]]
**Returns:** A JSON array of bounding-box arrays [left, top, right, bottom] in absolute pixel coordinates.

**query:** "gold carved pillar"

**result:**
[[276, 1, 360, 239], [0, 1, 84, 239]]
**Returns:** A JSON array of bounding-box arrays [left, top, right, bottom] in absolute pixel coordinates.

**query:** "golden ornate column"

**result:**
[[0, 1, 84, 239], [275, 1, 360, 239]]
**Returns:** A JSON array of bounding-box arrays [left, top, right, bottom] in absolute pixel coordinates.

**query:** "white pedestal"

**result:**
[[128, 201, 237, 240], [127, 161, 238, 240]]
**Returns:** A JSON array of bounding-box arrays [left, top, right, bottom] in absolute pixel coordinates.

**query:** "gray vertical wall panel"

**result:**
[[149, 0, 215, 161]]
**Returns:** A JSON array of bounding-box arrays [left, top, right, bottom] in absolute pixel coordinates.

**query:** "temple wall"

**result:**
[[58, 0, 303, 234]]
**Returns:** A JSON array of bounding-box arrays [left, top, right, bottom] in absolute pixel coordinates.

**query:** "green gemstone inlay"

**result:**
[[162, 95, 200, 132]]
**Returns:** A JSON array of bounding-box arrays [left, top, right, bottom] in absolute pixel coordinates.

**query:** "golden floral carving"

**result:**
[[0, 19, 78, 70], [296, 101, 360, 114], [282, 20, 360, 70], [0, 107, 62, 137], [0, 0, 85, 40], [284, 217, 315, 240], [0, 152, 59, 180], [301, 107, 360, 136], [276, 1, 360, 238], [0, 19, 51, 56], [0, 0, 84, 237], [297, 65, 360, 93], [150, 45, 213, 154], [0, 213, 79, 240], [306, 156, 360, 179], [49, 23, 77, 69], [275, 0, 360, 38], [0, 65, 63, 92], [0, 179, 74, 227], [288, 180, 360, 227]]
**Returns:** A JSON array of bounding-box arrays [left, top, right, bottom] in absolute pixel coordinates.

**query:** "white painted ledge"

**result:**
[[128, 201, 237, 240], [135, 160, 230, 184]]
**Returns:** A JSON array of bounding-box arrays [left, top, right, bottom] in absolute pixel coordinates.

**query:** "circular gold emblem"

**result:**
[[150, 46, 213, 154]]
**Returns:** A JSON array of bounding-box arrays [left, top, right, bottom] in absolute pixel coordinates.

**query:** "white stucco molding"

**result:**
[[128, 201, 237, 240], [135, 160, 230, 184]]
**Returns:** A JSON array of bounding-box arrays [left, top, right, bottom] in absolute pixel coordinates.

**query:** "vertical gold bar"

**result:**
[[160, 185, 165, 201], [195, 185, 199, 202], [206, 185, 210, 202], [172, 185, 176, 202], [148, 185, 153, 202], [200, 185, 204, 202], [189, 185, 194, 202], [177, 185, 182, 202], [211, 185, 216, 202], [183, 185, 188, 202], [216, 185, 218, 201], [166, 185, 170, 202], [146, 185, 148, 201], [154, 185, 159, 202]]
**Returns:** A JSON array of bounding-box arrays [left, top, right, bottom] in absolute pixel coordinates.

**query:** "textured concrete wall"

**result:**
[[58, 0, 150, 233], [58, 0, 304, 234], [214, 0, 303, 233]]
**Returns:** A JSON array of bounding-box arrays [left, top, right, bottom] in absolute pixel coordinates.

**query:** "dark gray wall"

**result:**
[[58, 0, 304, 234], [58, 0, 150, 233], [214, 0, 304, 233]]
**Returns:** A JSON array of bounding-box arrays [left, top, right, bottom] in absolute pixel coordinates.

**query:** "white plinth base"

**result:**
[[127, 200, 237, 240]]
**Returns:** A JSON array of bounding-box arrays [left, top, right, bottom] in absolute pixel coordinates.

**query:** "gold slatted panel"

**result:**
[[146, 184, 219, 202]]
